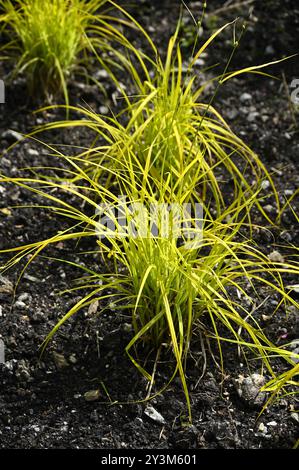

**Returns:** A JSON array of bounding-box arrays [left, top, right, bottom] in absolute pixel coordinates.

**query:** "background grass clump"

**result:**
[[0, 0, 136, 105], [36, 19, 285, 224], [0, 3, 298, 423]]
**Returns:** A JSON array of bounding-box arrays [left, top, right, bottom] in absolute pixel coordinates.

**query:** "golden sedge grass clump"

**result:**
[[0, 157, 298, 421], [35, 19, 291, 223]]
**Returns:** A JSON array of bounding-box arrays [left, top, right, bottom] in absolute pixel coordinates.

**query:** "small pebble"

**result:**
[[99, 105, 109, 115], [90, 410, 99, 422], [17, 293, 31, 303], [84, 389, 101, 402], [123, 323, 133, 333], [69, 354, 77, 365], [290, 412, 299, 424], [32, 425, 40, 432], [2, 129, 23, 142], [268, 250, 285, 263], [226, 109, 238, 120], [95, 69, 109, 79], [265, 45, 275, 55], [263, 204, 276, 214], [284, 189, 294, 196], [0, 276, 14, 295], [14, 301, 26, 310], [267, 421, 277, 427], [286, 285, 299, 294], [247, 111, 259, 122], [236, 373, 267, 407], [144, 405, 166, 425], [289, 340, 299, 351], [258, 422, 267, 433], [52, 352, 69, 369], [27, 148, 39, 156], [88, 300, 99, 316], [240, 92, 252, 103], [290, 347, 299, 364], [23, 274, 40, 283], [261, 180, 270, 190], [279, 231, 292, 243], [194, 58, 205, 67]]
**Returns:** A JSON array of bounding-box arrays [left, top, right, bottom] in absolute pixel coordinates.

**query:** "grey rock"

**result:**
[[134, 417, 144, 426], [95, 69, 109, 79], [286, 284, 299, 295], [258, 422, 267, 433], [15, 360, 31, 382], [194, 58, 205, 67], [284, 189, 294, 196], [31, 312, 43, 324], [69, 354, 77, 364], [84, 389, 101, 402], [31, 425, 40, 432], [0, 276, 14, 295], [99, 105, 109, 115], [236, 373, 267, 407], [279, 231, 293, 243], [14, 300, 26, 310], [17, 293, 31, 303], [261, 180, 270, 190], [7, 336, 17, 347], [27, 148, 39, 156], [290, 412, 299, 424], [226, 109, 238, 120], [52, 351, 69, 369], [265, 45, 275, 56], [267, 420, 277, 427], [290, 347, 299, 364], [4, 359, 17, 371], [289, 340, 299, 351], [268, 250, 285, 263], [23, 274, 40, 283], [263, 204, 276, 214], [2, 129, 23, 142], [247, 111, 259, 122], [0, 156, 12, 169]]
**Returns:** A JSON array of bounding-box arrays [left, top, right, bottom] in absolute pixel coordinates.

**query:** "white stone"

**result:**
[[144, 405, 166, 425], [240, 92, 252, 103]]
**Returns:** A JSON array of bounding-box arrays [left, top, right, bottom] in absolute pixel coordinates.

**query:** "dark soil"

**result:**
[[0, 0, 298, 449]]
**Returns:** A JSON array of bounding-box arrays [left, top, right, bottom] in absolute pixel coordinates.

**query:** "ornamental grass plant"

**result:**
[[1, 155, 298, 421], [0, 4, 298, 422], [34, 19, 290, 223]]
